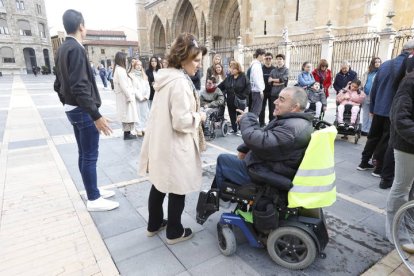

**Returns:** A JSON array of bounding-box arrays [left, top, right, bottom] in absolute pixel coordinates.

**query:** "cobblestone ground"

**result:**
[[0, 75, 398, 275]]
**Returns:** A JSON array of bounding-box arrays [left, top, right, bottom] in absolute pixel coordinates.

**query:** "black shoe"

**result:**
[[372, 168, 381, 178], [361, 131, 368, 136], [379, 179, 393, 189], [147, 219, 168, 237], [166, 228, 193, 245], [357, 162, 374, 171], [123, 131, 137, 140]]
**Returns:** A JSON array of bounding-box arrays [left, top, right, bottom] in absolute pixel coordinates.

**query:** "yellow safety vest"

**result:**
[[288, 126, 337, 209]]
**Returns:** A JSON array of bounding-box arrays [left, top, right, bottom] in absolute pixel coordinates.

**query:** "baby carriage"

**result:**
[[333, 104, 362, 144]]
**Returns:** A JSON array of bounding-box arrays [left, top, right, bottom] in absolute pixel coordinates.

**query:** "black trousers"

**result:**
[[148, 185, 185, 239], [361, 114, 390, 171], [381, 142, 395, 181], [259, 91, 275, 125], [226, 95, 238, 132]]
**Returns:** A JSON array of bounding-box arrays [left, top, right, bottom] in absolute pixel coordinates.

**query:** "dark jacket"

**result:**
[[53, 37, 101, 120], [390, 72, 414, 154], [262, 64, 276, 94], [190, 70, 202, 90], [370, 52, 408, 116], [269, 66, 289, 98], [333, 69, 357, 93], [237, 112, 313, 183], [218, 73, 251, 100], [307, 88, 327, 107], [146, 68, 157, 100]]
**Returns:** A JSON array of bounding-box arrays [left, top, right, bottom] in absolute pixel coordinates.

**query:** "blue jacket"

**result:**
[[333, 69, 357, 93], [370, 52, 409, 117], [297, 71, 315, 87]]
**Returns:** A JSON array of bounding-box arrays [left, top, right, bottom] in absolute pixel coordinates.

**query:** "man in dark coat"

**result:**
[[211, 86, 313, 191], [333, 61, 357, 94], [54, 9, 118, 211]]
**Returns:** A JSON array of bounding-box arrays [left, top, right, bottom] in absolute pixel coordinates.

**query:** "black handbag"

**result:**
[[234, 96, 247, 110]]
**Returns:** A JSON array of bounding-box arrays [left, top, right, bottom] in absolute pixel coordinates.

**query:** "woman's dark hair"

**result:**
[[317, 59, 329, 71], [351, 79, 362, 86], [167, 33, 207, 69], [207, 76, 217, 84], [113, 52, 131, 79], [275, 54, 285, 60], [148, 56, 161, 71], [368, 57, 381, 73], [62, 9, 84, 34], [302, 61, 311, 71], [253, 48, 266, 58]]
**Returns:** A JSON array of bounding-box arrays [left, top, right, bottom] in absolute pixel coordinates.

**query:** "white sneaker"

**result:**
[[99, 188, 115, 199], [87, 197, 119, 212]]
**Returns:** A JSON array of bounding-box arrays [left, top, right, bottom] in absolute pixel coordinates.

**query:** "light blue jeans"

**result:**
[[361, 98, 372, 133]]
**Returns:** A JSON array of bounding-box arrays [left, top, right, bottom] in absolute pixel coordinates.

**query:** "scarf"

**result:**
[[206, 85, 217, 93], [182, 70, 206, 152]]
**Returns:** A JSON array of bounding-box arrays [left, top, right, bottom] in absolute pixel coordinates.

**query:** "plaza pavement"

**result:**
[[0, 75, 411, 275]]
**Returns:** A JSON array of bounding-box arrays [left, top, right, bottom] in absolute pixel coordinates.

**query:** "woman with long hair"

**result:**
[[145, 56, 161, 107], [212, 63, 226, 84], [360, 57, 382, 135], [113, 52, 139, 140], [312, 59, 332, 97], [128, 58, 151, 137], [207, 54, 222, 79], [139, 33, 207, 244]]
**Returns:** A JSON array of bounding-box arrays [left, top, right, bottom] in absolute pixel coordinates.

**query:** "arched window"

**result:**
[[0, 19, 9, 35], [1, 47, 15, 63], [39, 23, 46, 38], [15, 0, 24, 10], [17, 20, 31, 36]]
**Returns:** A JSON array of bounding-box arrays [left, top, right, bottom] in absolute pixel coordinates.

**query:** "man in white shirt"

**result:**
[[249, 48, 266, 116]]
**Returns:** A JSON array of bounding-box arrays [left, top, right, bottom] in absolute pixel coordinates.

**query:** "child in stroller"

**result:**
[[200, 77, 226, 139], [305, 82, 327, 119], [336, 80, 365, 130]]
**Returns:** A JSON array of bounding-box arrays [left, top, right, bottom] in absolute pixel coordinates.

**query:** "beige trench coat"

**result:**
[[138, 68, 202, 195], [113, 66, 138, 123]]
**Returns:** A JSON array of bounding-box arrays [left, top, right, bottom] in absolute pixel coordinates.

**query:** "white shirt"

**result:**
[[250, 59, 265, 93]]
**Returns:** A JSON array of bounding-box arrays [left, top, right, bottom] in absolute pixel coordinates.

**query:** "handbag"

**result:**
[[234, 95, 247, 110]]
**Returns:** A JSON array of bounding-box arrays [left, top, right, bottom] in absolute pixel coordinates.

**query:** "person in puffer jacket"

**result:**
[[200, 76, 225, 135], [336, 79, 365, 129], [210, 86, 313, 193], [306, 82, 327, 118]]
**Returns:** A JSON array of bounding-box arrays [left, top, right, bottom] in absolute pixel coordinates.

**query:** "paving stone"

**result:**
[[325, 198, 377, 225], [89, 190, 146, 239], [352, 188, 388, 209], [104, 226, 164, 263], [116, 246, 186, 276], [119, 181, 152, 209], [356, 212, 387, 238], [7, 138, 47, 150]]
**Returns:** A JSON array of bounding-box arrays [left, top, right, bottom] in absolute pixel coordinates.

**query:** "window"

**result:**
[[16, 0, 24, 10], [18, 20, 31, 36], [39, 23, 46, 38], [100, 49, 105, 54], [1, 47, 15, 63], [36, 4, 42, 14], [0, 19, 9, 35]]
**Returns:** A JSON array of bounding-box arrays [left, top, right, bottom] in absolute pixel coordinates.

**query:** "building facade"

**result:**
[[0, 0, 53, 75], [51, 30, 139, 69], [136, 0, 414, 56]]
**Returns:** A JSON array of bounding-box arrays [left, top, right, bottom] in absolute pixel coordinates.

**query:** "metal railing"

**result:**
[[392, 28, 414, 58], [332, 32, 380, 78], [210, 46, 235, 74], [289, 37, 323, 80]]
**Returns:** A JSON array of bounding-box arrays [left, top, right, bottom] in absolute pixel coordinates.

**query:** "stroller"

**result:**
[[334, 104, 362, 144], [203, 106, 229, 141]]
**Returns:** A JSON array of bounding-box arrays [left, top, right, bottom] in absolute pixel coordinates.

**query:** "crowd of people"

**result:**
[[54, 9, 414, 250]]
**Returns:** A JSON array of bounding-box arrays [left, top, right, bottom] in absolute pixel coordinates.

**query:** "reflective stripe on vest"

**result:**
[[290, 182, 336, 193], [295, 166, 335, 177]]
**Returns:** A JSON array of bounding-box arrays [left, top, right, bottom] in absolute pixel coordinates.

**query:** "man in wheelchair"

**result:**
[[200, 76, 225, 137]]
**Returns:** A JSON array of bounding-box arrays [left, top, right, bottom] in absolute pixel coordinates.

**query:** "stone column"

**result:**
[[234, 36, 244, 65], [377, 12, 397, 61], [136, 0, 151, 56], [321, 21, 335, 66], [278, 27, 292, 68], [202, 38, 211, 80]]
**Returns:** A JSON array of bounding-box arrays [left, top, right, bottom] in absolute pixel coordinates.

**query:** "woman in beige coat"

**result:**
[[139, 33, 207, 245], [113, 52, 138, 140]]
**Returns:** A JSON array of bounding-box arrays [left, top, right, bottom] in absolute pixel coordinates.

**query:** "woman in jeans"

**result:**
[[360, 57, 381, 135], [139, 33, 207, 245], [218, 61, 251, 135]]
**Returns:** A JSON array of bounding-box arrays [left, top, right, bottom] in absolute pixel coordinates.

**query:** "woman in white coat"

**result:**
[[139, 33, 207, 245], [113, 52, 139, 140], [128, 59, 151, 136]]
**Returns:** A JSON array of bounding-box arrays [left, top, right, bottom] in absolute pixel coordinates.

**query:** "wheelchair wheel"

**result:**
[[392, 200, 414, 273], [267, 226, 317, 270], [221, 121, 229, 137], [217, 223, 237, 256]]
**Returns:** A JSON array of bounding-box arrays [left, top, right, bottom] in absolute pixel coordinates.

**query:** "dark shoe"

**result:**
[[361, 131, 368, 136], [123, 131, 137, 140], [371, 167, 382, 178], [166, 228, 193, 245], [379, 179, 393, 189], [147, 219, 168, 237], [357, 162, 374, 171]]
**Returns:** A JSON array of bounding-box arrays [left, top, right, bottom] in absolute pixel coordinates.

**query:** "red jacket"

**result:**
[[312, 69, 332, 97]]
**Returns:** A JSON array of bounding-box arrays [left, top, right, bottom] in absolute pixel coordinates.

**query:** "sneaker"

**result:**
[[235, 131, 242, 137], [87, 197, 119, 212], [379, 179, 393, 189], [166, 228, 193, 245], [338, 123, 345, 128], [98, 188, 115, 199], [147, 219, 168, 237], [219, 199, 231, 209], [357, 162, 375, 171], [372, 171, 381, 178], [136, 131, 144, 137], [229, 129, 236, 134], [348, 125, 354, 130]]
